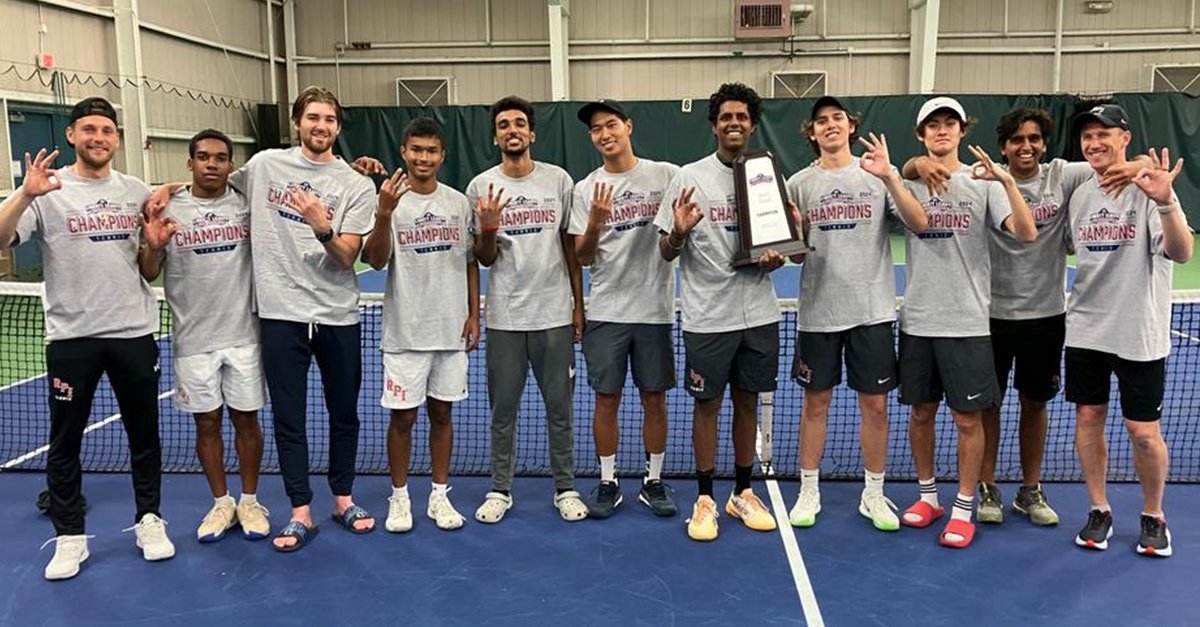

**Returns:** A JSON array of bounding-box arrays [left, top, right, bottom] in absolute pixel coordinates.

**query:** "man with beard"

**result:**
[[785, 96, 926, 532], [0, 97, 173, 579], [138, 129, 271, 544], [468, 95, 588, 524], [570, 100, 680, 519], [653, 83, 787, 542], [361, 117, 479, 533]]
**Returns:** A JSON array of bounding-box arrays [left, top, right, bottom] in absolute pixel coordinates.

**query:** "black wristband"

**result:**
[[316, 228, 335, 243]]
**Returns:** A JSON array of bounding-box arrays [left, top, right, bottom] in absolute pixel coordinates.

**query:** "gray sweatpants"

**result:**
[[486, 325, 576, 492]]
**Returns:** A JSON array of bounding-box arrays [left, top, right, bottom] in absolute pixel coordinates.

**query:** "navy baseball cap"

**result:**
[[1073, 103, 1130, 131], [577, 100, 629, 126], [809, 96, 849, 120], [69, 97, 118, 126]]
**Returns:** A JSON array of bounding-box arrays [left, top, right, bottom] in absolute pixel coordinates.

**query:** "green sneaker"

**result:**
[[1013, 484, 1059, 526], [977, 482, 1003, 524], [858, 491, 900, 532]]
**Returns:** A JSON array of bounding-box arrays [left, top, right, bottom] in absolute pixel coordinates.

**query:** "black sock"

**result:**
[[697, 469, 714, 497], [735, 464, 753, 493], [555, 488, 572, 495], [494, 489, 511, 497]]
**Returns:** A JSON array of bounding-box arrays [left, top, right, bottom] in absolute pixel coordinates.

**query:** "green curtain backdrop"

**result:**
[[334, 92, 1198, 225]]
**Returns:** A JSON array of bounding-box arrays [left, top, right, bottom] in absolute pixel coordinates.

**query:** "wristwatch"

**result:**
[[316, 228, 335, 243]]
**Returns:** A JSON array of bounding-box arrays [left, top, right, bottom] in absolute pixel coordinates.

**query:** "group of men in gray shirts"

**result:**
[[0, 82, 1189, 580]]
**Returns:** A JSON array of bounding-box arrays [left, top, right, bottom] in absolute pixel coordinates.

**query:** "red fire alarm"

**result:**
[[36, 53, 55, 70]]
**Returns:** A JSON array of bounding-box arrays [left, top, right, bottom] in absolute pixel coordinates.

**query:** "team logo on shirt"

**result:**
[[708, 194, 739, 233], [1025, 195, 1061, 229], [173, 210, 250, 255], [66, 198, 142, 242], [396, 211, 461, 254], [916, 197, 973, 239], [604, 190, 662, 233], [266, 181, 338, 225], [498, 195, 558, 235], [1076, 206, 1137, 252], [809, 188, 875, 232]]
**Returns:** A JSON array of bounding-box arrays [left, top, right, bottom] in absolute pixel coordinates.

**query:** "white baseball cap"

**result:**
[[916, 96, 967, 126]]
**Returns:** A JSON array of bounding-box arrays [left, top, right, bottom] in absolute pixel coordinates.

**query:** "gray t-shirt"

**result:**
[[1065, 178, 1185, 361], [381, 184, 475, 352], [15, 168, 158, 342], [786, 159, 898, 332], [159, 187, 257, 358], [466, 162, 575, 331], [989, 159, 1093, 320], [229, 147, 376, 326], [901, 166, 1012, 337], [568, 159, 678, 325], [652, 153, 780, 333]]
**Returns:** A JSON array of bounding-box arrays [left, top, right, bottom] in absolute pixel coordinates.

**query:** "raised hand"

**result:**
[[475, 183, 508, 233], [378, 168, 410, 215], [350, 156, 387, 177], [1133, 147, 1183, 206], [857, 133, 894, 179], [286, 185, 331, 233], [671, 186, 703, 236], [142, 211, 178, 252], [21, 149, 61, 198], [587, 182, 614, 229], [968, 144, 1014, 185]]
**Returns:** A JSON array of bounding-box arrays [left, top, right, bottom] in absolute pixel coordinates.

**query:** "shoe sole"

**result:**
[[45, 549, 89, 581], [1012, 502, 1059, 526], [976, 506, 1004, 525], [637, 492, 677, 517], [687, 525, 718, 542], [858, 503, 900, 532], [385, 521, 414, 533], [1136, 529, 1173, 557], [1075, 526, 1114, 551]]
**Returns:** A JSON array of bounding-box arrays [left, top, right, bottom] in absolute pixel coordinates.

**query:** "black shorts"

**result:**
[[898, 334, 1000, 412], [582, 321, 675, 394], [1064, 347, 1166, 421], [793, 322, 897, 394], [682, 323, 779, 400], [990, 314, 1065, 402]]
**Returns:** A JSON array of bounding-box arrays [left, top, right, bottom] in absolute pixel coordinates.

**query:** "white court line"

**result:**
[[1, 389, 175, 470], [0, 372, 47, 394], [764, 470, 825, 627]]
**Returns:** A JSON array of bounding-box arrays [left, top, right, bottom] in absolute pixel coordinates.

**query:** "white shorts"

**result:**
[[173, 343, 266, 413], [381, 350, 469, 410]]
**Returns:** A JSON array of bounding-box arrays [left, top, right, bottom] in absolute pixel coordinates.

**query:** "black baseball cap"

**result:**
[[69, 97, 118, 126], [577, 99, 629, 126], [1073, 103, 1130, 131], [809, 96, 849, 120]]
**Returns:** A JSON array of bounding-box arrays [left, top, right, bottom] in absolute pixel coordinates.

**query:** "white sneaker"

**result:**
[[427, 490, 465, 530], [126, 513, 176, 561], [554, 490, 588, 522], [236, 500, 271, 540], [385, 495, 413, 533], [42, 535, 90, 580], [197, 500, 238, 542], [859, 490, 901, 531], [475, 491, 513, 524], [789, 488, 821, 528]]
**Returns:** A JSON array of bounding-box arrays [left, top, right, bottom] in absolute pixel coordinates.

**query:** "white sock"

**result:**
[[864, 470, 885, 495], [431, 482, 449, 496], [392, 484, 409, 500], [918, 478, 938, 507], [215, 493, 235, 507], [599, 455, 616, 483], [239, 493, 257, 506], [1092, 503, 1111, 513], [800, 468, 819, 493], [646, 452, 665, 482]]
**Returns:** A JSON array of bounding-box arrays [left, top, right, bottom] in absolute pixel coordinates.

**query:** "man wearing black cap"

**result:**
[[1066, 103, 1192, 557], [784, 96, 926, 532], [0, 96, 174, 579], [569, 100, 679, 519]]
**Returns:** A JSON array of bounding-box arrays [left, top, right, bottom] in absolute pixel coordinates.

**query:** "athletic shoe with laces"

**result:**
[[976, 482, 1003, 524], [1013, 484, 1059, 526], [725, 489, 777, 531], [638, 479, 677, 517], [687, 496, 719, 541], [586, 481, 623, 519], [1136, 514, 1173, 558], [1074, 509, 1114, 551], [427, 491, 465, 530], [127, 513, 176, 561], [385, 494, 413, 533], [196, 500, 238, 542], [789, 488, 821, 528], [859, 491, 901, 531], [42, 535, 90, 580], [237, 500, 271, 540]]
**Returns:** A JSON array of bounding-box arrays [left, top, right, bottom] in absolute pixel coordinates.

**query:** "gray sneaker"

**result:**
[[1013, 484, 1059, 526], [977, 482, 1003, 524]]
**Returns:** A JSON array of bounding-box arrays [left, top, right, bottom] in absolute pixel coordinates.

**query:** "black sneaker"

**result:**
[[586, 481, 622, 519], [638, 479, 677, 517], [1136, 514, 1173, 558], [1074, 509, 1114, 551]]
